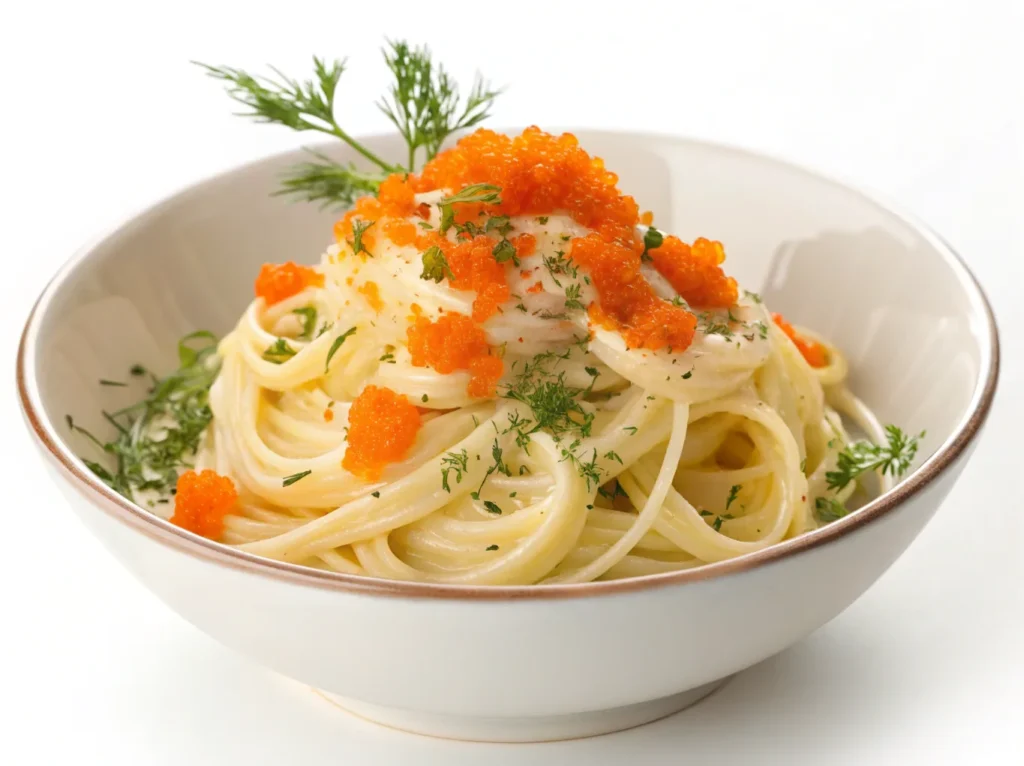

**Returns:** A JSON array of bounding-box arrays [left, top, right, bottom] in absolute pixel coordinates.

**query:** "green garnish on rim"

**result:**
[[66, 331, 221, 500]]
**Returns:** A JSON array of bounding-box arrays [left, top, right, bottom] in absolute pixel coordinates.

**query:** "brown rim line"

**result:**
[[15, 137, 1001, 601]]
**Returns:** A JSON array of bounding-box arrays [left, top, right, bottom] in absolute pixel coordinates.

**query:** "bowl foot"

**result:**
[[315, 677, 730, 743]]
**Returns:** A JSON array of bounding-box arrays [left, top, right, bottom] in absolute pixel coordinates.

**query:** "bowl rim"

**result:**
[[16, 128, 1001, 601]]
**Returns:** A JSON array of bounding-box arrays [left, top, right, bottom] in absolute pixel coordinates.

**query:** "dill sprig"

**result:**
[[378, 40, 502, 172], [66, 331, 221, 500], [196, 42, 502, 209]]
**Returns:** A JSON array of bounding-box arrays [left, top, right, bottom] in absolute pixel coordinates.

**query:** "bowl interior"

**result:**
[[25, 130, 990, 515]]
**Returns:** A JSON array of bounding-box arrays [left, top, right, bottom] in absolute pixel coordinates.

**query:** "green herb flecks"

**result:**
[[292, 307, 318, 340], [420, 245, 455, 283], [67, 331, 221, 500], [438, 184, 502, 233], [441, 449, 469, 492], [282, 470, 312, 487], [640, 226, 663, 262], [348, 219, 375, 256], [324, 327, 358, 373], [263, 338, 298, 364]]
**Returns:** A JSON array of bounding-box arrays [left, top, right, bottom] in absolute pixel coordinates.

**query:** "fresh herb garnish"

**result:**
[[130, 364, 147, 377], [440, 449, 469, 492], [292, 307, 318, 341], [324, 327, 357, 373], [282, 470, 312, 487], [640, 226, 664, 262], [482, 500, 503, 515], [826, 426, 924, 493], [814, 496, 848, 522], [263, 338, 298, 364], [438, 184, 502, 233], [348, 218, 375, 256], [68, 331, 221, 499], [197, 42, 501, 208], [99, 379, 127, 387], [726, 484, 741, 510], [492, 237, 518, 265], [486, 544, 499, 551], [563, 282, 585, 311], [420, 245, 455, 283]]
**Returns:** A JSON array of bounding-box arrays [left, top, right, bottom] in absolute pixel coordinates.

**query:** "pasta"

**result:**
[[159, 127, 894, 585]]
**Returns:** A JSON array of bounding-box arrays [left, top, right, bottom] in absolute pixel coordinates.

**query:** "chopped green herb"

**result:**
[[324, 327, 357, 373], [482, 500, 503, 515], [681, 369, 693, 380], [293, 307, 318, 340], [421, 394, 429, 403], [347, 218, 375, 256], [712, 513, 735, 532], [604, 450, 623, 464], [99, 379, 127, 387], [743, 289, 762, 304], [563, 282, 585, 311], [486, 215, 513, 236], [69, 331, 221, 499], [492, 237, 519, 265], [263, 338, 297, 364], [438, 183, 501, 232], [641, 226, 663, 262], [622, 426, 638, 435], [282, 470, 312, 487], [420, 244, 455, 282], [725, 484, 741, 510], [371, 491, 381, 498], [486, 544, 499, 551], [441, 449, 469, 492], [815, 496, 848, 522], [536, 216, 548, 224], [129, 364, 147, 377]]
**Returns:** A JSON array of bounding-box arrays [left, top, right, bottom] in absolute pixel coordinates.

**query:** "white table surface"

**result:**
[[2, 1, 1021, 763]]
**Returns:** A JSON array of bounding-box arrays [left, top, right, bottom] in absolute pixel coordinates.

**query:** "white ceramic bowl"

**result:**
[[17, 130, 999, 743]]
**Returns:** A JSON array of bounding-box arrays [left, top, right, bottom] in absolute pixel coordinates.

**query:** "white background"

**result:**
[[1, 0, 1021, 763]]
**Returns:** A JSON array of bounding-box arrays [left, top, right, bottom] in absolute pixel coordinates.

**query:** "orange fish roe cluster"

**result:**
[[254, 262, 324, 306], [445, 235, 510, 322], [382, 218, 419, 247], [169, 469, 237, 540], [572, 234, 698, 351], [772, 313, 828, 368], [358, 281, 384, 312], [342, 385, 422, 481], [648, 237, 738, 308], [407, 312, 503, 397], [512, 233, 537, 258], [415, 127, 639, 243]]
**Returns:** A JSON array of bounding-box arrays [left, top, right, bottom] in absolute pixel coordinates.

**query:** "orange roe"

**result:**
[[342, 385, 421, 481], [467, 355, 504, 398], [445, 235, 510, 322], [648, 236, 738, 308], [573, 234, 698, 351], [407, 312, 503, 396], [513, 233, 537, 258], [323, 408, 335, 422], [415, 127, 639, 244], [254, 262, 324, 306], [640, 210, 654, 226], [772, 313, 828, 367], [526, 281, 544, 294], [382, 218, 418, 247], [358, 281, 384, 312], [169, 470, 237, 540]]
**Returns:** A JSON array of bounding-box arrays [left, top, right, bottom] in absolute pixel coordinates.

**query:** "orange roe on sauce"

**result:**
[[513, 233, 537, 258], [445, 235, 510, 322], [407, 312, 503, 397], [358, 281, 384, 312], [254, 262, 324, 306], [647, 236, 738, 308], [572, 234, 698, 351], [415, 127, 639, 244], [342, 385, 421, 481], [382, 218, 418, 247], [772, 313, 828, 367], [323, 408, 335, 422], [169, 470, 237, 540]]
